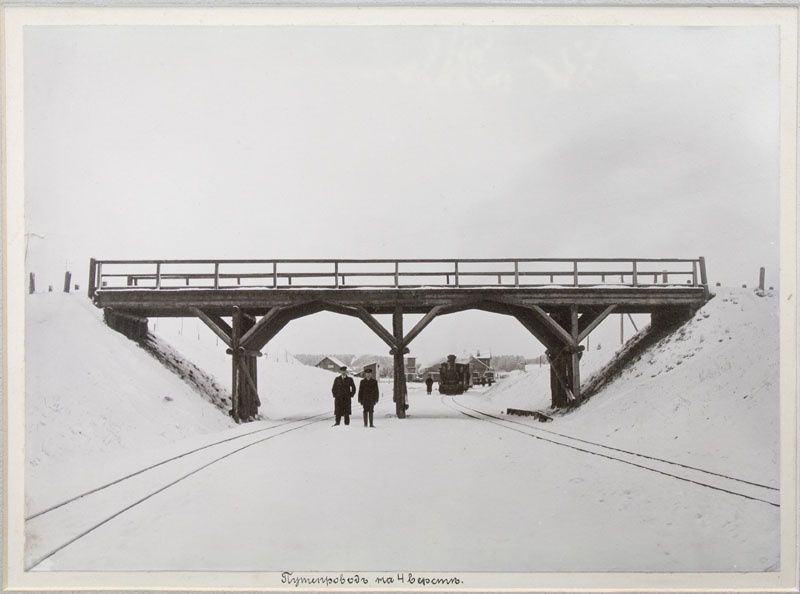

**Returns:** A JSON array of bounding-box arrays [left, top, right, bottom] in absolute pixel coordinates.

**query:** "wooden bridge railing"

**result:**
[[88, 257, 708, 297]]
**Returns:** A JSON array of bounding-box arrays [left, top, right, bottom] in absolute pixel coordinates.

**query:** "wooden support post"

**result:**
[[231, 307, 242, 422], [29, 272, 35, 295], [759, 267, 766, 291], [236, 352, 260, 420], [699, 256, 708, 289], [543, 309, 580, 408], [547, 349, 571, 408], [63, 271, 72, 293], [250, 356, 260, 412], [236, 315, 258, 420], [392, 307, 407, 418], [88, 258, 96, 298], [570, 306, 581, 403]]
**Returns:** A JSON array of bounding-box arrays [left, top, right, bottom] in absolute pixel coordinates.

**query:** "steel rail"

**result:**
[[445, 397, 779, 508], [25, 414, 330, 570]]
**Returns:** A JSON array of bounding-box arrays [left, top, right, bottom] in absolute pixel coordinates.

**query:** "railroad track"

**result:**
[[445, 396, 780, 509], [25, 413, 330, 571]]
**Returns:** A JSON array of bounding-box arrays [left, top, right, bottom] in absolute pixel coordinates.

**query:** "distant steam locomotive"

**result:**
[[438, 354, 472, 395]]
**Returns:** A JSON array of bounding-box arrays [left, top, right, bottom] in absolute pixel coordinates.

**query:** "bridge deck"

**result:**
[[89, 257, 709, 317]]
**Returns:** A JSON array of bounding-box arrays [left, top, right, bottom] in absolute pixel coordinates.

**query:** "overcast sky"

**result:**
[[21, 20, 782, 359]]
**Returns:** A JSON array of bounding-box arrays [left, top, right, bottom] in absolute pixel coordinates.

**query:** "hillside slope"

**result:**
[[461, 287, 780, 485]]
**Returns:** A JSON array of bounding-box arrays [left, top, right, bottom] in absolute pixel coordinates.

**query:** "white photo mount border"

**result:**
[[2, 3, 797, 593]]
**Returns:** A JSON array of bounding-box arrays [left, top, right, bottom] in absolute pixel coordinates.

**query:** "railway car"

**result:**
[[438, 354, 472, 395]]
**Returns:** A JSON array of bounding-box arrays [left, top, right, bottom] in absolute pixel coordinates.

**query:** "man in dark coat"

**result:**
[[357, 368, 380, 428], [331, 366, 356, 426], [425, 376, 434, 395]]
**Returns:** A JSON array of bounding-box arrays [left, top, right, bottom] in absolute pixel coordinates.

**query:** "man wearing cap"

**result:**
[[331, 366, 356, 426], [357, 368, 380, 428]]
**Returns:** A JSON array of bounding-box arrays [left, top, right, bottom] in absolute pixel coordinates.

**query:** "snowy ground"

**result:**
[[18, 287, 784, 583]]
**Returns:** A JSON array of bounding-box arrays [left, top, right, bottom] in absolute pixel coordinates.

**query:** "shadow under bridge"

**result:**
[[88, 257, 711, 422]]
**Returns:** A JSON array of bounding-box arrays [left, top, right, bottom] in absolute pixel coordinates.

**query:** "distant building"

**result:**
[[468, 355, 495, 384], [406, 357, 417, 381], [316, 355, 349, 373], [475, 350, 492, 369], [357, 361, 380, 377]]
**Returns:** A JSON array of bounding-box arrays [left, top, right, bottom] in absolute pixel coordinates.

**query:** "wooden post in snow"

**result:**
[[231, 306, 242, 422], [570, 306, 581, 403], [63, 271, 72, 293], [392, 307, 407, 418]]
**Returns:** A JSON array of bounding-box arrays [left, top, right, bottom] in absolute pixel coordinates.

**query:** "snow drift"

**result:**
[[21, 286, 782, 575]]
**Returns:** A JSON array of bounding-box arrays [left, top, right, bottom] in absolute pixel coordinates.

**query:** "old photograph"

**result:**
[[2, 4, 797, 592]]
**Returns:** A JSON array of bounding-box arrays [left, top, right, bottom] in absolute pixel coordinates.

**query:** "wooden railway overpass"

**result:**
[[88, 257, 710, 422]]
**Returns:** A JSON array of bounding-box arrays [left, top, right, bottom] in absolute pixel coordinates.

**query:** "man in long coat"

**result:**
[[424, 375, 434, 395], [357, 368, 380, 428], [331, 366, 356, 426]]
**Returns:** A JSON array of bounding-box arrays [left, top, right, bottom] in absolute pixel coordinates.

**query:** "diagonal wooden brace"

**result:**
[[239, 307, 285, 350], [577, 305, 617, 343], [402, 305, 446, 346], [192, 307, 233, 348], [530, 304, 575, 347]]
